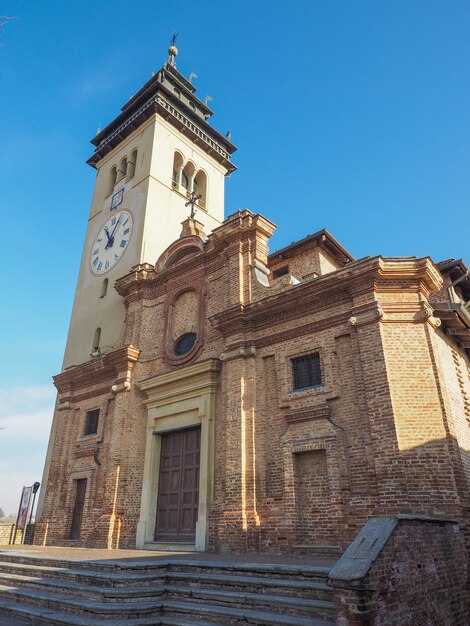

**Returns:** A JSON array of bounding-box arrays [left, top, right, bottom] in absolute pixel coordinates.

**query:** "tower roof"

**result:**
[[87, 55, 236, 173]]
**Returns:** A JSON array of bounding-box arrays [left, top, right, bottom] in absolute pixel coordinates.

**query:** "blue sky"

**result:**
[[0, 0, 469, 513]]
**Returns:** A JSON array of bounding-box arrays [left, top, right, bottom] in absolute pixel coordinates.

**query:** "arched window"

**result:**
[[174, 87, 181, 99], [182, 162, 195, 196], [92, 328, 101, 354], [193, 170, 207, 210], [172, 152, 184, 189], [109, 166, 117, 195], [100, 278, 108, 298], [127, 149, 137, 179], [117, 157, 127, 182]]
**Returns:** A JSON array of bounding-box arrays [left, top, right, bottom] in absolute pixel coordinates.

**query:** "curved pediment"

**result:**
[[155, 235, 205, 272]]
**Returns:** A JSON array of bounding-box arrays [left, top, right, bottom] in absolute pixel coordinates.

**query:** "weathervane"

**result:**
[[185, 191, 202, 220], [168, 32, 179, 66]]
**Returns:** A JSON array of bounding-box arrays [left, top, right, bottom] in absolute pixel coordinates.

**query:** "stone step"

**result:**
[[0, 553, 337, 625], [164, 584, 335, 619], [0, 586, 163, 619], [0, 592, 335, 626], [0, 568, 332, 610], [164, 599, 334, 625], [0, 553, 332, 582], [165, 559, 332, 581], [0, 575, 335, 618], [0, 572, 165, 601], [167, 569, 331, 598], [0, 560, 167, 587], [0, 563, 331, 600], [0, 598, 228, 626]]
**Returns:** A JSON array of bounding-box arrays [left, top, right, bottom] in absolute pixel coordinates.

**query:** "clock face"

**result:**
[[90, 210, 133, 275]]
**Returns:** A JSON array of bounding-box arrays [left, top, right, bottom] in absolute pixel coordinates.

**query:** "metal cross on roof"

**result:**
[[185, 191, 202, 220], [170, 32, 178, 46]]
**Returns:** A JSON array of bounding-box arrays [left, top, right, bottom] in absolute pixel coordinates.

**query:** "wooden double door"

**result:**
[[155, 427, 200, 542]]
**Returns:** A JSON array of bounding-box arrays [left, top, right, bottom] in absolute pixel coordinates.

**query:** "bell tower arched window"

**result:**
[[127, 149, 137, 179], [172, 152, 184, 189], [92, 328, 101, 355], [182, 162, 195, 197], [117, 157, 127, 182], [193, 170, 207, 210], [109, 166, 117, 196]]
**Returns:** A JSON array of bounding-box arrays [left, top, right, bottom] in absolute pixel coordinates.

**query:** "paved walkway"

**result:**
[[0, 544, 337, 568]]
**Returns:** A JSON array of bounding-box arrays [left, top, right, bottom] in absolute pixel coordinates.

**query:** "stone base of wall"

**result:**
[[329, 515, 469, 625]]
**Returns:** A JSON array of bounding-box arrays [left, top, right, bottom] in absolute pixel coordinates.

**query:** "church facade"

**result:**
[[35, 47, 470, 570]]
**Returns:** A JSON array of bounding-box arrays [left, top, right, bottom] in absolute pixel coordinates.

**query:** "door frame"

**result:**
[[137, 359, 220, 551]]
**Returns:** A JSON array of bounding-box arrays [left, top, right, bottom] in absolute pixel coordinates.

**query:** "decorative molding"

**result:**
[[57, 401, 74, 411], [349, 305, 384, 327], [111, 381, 132, 394], [219, 346, 256, 362], [155, 234, 205, 273], [163, 282, 206, 366], [140, 358, 221, 410], [415, 303, 442, 329], [54, 346, 140, 397], [285, 404, 332, 424]]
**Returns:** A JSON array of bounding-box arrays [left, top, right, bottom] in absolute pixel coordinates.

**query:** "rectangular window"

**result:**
[[292, 353, 322, 390], [273, 265, 289, 279], [84, 409, 99, 436]]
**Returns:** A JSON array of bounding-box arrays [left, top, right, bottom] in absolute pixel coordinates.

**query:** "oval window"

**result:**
[[174, 332, 197, 356]]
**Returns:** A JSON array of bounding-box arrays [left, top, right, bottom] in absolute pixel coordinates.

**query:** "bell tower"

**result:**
[[63, 43, 236, 369]]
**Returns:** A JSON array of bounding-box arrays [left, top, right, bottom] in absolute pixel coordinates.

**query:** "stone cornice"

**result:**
[[140, 358, 221, 409], [88, 90, 236, 172], [374, 256, 443, 293], [54, 346, 140, 395], [208, 256, 442, 335]]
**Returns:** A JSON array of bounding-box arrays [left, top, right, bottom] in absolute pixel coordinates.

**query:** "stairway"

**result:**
[[0, 551, 337, 625]]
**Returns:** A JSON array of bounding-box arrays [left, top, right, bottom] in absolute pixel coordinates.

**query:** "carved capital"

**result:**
[[220, 346, 256, 362], [111, 381, 131, 394], [349, 305, 384, 327], [415, 304, 442, 329]]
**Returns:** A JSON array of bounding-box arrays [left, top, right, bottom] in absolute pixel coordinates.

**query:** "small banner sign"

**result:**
[[17, 486, 33, 529]]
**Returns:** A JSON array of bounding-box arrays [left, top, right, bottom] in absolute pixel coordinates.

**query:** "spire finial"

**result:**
[[168, 32, 179, 67]]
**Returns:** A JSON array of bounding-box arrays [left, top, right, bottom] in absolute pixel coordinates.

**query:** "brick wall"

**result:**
[[0, 525, 22, 545], [36, 208, 470, 588]]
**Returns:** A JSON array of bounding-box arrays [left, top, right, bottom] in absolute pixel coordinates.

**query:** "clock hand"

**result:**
[[109, 213, 123, 241], [104, 227, 112, 250], [105, 214, 123, 249]]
